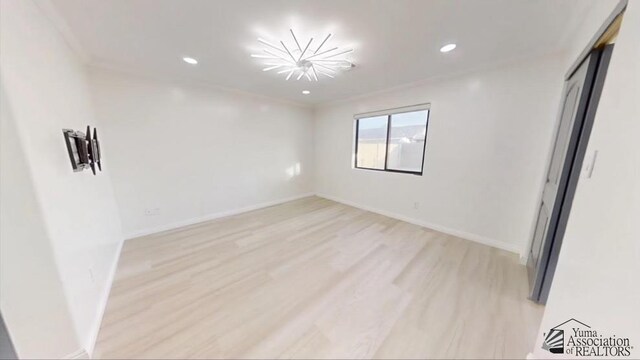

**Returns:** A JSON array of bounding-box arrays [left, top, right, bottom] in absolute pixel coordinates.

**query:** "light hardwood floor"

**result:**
[[94, 196, 543, 359]]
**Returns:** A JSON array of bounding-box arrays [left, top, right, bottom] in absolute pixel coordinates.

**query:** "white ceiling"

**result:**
[[48, 0, 601, 105]]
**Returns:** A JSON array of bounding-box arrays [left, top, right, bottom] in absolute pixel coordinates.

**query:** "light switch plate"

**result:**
[[584, 150, 598, 179]]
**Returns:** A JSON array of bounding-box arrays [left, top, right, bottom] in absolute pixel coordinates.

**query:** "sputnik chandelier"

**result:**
[[251, 29, 353, 81]]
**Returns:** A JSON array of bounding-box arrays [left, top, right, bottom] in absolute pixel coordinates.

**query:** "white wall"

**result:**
[[2, 0, 634, 358], [0, 86, 80, 358], [0, 0, 123, 355], [314, 54, 567, 254], [532, 1, 640, 357], [87, 69, 315, 238]]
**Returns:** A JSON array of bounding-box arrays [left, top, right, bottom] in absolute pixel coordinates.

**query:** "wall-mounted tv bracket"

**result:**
[[62, 126, 102, 175]]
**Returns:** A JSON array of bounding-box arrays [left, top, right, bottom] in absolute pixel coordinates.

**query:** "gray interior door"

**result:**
[[527, 50, 603, 303]]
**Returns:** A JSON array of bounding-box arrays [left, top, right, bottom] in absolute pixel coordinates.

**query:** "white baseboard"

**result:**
[[85, 237, 125, 358], [317, 193, 521, 254], [124, 193, 316, 240], [64, 349, 89, 359], [82, 192, 519, 356]]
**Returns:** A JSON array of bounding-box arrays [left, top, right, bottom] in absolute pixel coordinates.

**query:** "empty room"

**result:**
[[1, 0, 638, 359]]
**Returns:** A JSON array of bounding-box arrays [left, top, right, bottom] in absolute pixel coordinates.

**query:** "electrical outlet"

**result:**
[[144, 207, 160, 216]]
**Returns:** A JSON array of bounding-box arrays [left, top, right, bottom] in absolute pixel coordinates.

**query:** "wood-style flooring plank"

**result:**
[[93, 196, 543, 359]]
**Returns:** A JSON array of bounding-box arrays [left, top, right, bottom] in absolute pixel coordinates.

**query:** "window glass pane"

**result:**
[[386, 110, 428, 172], [356, 115, 388, 169]]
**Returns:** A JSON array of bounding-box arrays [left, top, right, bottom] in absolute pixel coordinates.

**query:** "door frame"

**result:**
[[529, 45, 614, 303], [564, 0, 626, 81], [0, 312, 18, 359]]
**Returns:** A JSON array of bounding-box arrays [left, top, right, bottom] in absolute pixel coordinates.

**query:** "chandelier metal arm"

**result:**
[[262, 64, 284, 72], [285, 69, 295, 80], [323, 49, 354, 59], [314, 33, 332, 54], [258, 38, 288, 55], [280, 41, 297, 63], [253, 30, 352, 81], [263, 50, 296, 64], [290, 29, 302, 51], [304, 46, 339, 60], [298, 38, 313, 61], [313, 63, 337, 73]]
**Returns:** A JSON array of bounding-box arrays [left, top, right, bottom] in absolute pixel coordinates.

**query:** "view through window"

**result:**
[[355, 107, 429, 175]]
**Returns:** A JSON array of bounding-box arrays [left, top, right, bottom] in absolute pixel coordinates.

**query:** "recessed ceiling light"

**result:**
[[251, 29, 353, 81], [440, 44, 456, 53], [302, 90, 311, 95], [182, 57, 198, 65]]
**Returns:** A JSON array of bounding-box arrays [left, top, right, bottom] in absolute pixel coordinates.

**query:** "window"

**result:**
[[354, 105, 430, 175], [355, 115, 388, 170]]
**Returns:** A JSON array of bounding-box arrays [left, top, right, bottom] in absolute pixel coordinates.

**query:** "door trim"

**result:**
[[565, 0, 626, 79]]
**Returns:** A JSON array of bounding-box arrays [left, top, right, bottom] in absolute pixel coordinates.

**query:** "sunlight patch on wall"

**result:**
[[286, 162, 302, 179]]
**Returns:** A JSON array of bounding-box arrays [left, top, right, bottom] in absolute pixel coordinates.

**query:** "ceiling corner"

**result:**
[[33, 0, 92, 64]]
